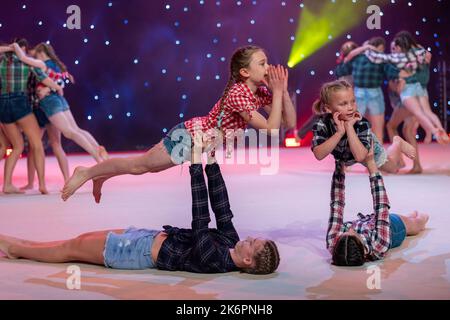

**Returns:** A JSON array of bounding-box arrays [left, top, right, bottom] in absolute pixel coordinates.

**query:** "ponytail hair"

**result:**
[[312, 80, 353, 115]]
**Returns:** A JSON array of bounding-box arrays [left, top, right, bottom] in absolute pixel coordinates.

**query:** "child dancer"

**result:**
[[311, 80, 416, 173], [327, 145, 429, 266], [12, 42, 109, 163], [0, 160, 280, 275], [61, 45, 297, 202], [365, 31, 448, 144], [21, 71, 70, 190], [335, 37, 399, 143]]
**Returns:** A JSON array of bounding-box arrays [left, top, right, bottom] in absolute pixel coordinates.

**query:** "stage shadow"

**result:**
[[305, 229, 450, 299]]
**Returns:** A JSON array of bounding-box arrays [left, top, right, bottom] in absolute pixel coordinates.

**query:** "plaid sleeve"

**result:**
[[383, 63, 400, 80], [365, 50, 408, 68], [205, 163, 239, 241], [355, 119, 372, 151], [335, 62, 352, 78], [326, 161, 346, 253], [368, 173, 391, 260], [31, 67, 48, 82], [311, 117, 328, 150], [227, 91, 257, 120]]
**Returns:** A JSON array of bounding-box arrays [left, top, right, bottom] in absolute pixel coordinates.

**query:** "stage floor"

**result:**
[[1, 144, 450, 300]]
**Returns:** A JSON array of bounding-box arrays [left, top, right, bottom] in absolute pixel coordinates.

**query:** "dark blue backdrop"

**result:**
[[1, 0, 449, 151]]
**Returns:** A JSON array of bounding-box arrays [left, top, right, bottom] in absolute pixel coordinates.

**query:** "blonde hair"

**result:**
[[312, 80, 353, 114]]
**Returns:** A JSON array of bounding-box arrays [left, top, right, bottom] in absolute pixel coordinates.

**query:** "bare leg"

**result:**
[[418, 96, 449, 144], [367, 113, 385, 144], [403, 117, 423, 174], [386, 107, 411, 143], [62, 141, 176, 201], [0, 229, 124, 264], [48, 112, 102, 162], [46, 124, 70, 182], [64, 110, 108, 160], [2, 123, 25, 194], [397, 211, 429, 236], [0, 125, 9, 163], [380, 136, 416, 174], [402, 97, 441, 144], [17, 114, 48, 194], [21, 128, 45, 190]]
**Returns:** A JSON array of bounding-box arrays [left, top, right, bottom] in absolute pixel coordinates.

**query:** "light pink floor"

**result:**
[[0, 144, 449, 300]]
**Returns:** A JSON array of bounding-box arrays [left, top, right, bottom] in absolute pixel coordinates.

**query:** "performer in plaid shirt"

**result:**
[[0, 39, 63, 194], [13, 42, 109, 163], [0, 161, 280, 275], [311, 80, 416, 173], [61, 45, 297, 202], [387, 31, 448, 145], [335, 36, 400, 143], [327, 145, 429, 266]]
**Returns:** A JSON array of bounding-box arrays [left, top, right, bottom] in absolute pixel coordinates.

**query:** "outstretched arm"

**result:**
[[365, 147, 391, 259], [344, 44, 377, 63], [326, 161, 346, 253], [0, 45, 13, 54], [12, 43, 46, 70]]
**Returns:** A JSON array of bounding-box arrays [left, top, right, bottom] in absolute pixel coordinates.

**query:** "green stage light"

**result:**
[[288, 0, 386, 68]]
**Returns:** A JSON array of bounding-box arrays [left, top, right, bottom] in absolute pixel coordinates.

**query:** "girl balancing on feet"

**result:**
[[61, 45, 297, 202], [311, 80, 416, 174]]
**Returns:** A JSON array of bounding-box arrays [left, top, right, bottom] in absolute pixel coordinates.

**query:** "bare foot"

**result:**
[[3, 185, 25, 194], [39, 185, 49, 195], [98, 146, 109, 161], [92, 176, 107, 203], [435, 129, 449, 145], [417, 213, 430, 230], [20, 184, 34, 191], [408, 165, 423, 175], [0, 238, 17, 259], [398, 155, 406, 169], [61, 166, 90, 201], [393, 136, 416, 160]]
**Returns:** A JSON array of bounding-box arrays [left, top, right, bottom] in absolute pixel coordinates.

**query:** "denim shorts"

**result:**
[[389, 213, 407, 249], [162, 122, 193, 164], [400, 82, 423, 101], [354, 87, 385, 116], [39, 93, 70, 117], [0, 93, 32, 124], [388, 90, 403, 110], [103, 227, 161, 270], [372, 133, 388, 168], [417, 86, 428, 98], [33, 108, 50, 128]]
